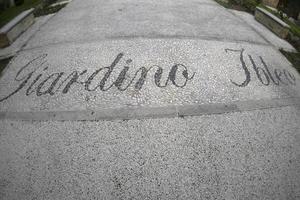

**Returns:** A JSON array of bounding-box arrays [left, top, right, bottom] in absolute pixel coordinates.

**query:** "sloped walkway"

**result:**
[[0, 0, 299, 199]]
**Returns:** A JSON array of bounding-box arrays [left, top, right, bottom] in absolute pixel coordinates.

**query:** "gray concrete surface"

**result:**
[[0, 107, 299, 199], [0, 0, 299, 199], [231, 10, 296, 52], [22, 0, 268, 50]]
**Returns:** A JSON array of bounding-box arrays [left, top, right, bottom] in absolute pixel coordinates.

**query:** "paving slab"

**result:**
[[0, 107, 299, 199], [62, 0, 218, 11], [23, 0, 268, 49], [1, 39, 299, 115], [0, 0, 300, 199]]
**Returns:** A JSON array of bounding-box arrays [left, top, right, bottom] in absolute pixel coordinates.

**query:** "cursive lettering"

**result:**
[[225, 48, 297, 87], [0, 53, 196, 102]]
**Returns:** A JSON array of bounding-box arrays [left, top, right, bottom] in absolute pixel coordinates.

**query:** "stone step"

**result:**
[[0, 8, 35, 48], [255, 7, 290, 39]]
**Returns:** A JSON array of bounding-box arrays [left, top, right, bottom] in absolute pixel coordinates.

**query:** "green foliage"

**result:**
[[229, 0, 261, 12], [287, 22, 300, 38], [214, 0, 231, 8], [258, 4, 300, 38], [0, 0, 65, 27], [34, 2, 66, 17], [279, 0, 300, 19], [42, 0, 56, 7], [15, 0, 25, 6]]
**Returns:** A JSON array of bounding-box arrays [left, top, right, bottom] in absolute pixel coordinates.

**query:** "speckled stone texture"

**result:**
[[0, 107, 299, 199], [22, 0, 267, 50], [0, 0, 300, 199], [0, 40, 299, 112]]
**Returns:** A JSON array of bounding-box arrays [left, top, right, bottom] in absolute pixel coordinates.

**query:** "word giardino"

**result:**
[[0, 53, 195, 102]]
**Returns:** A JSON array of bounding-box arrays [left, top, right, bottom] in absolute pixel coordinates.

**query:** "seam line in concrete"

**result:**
[[62, 1, 220, 12], [0, 97, 299, 121], [21, 35, 272, 53]]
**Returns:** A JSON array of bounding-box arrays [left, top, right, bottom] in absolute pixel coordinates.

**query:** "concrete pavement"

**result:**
[[0, 0, 299, 199]]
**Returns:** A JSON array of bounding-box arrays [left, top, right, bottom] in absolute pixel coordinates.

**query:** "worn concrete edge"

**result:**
[[0, 14, 55, 60], [0, 51, 15, 60], [0, 8, 34, 33], [0, 97, 299, 121], [228, 10, 296, 52], [255, 7, 290, 28], [21, 34, 272, 53], [49, 0, 72, 8]]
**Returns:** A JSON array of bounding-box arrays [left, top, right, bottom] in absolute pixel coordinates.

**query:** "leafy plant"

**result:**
[[228, 0, 261, 12]]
